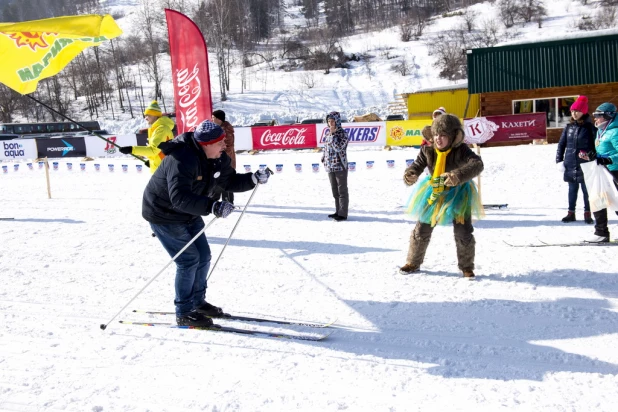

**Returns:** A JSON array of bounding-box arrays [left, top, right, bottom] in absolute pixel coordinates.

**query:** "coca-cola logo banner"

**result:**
[[464, 113, 547, 144], [251, 125, 317, 150]]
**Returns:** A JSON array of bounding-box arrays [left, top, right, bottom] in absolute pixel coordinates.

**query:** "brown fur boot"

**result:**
[[399, 263, 420, 274], [462, 270, 475, 279]]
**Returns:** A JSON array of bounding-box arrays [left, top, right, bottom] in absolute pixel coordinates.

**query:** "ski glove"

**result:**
[[597, 155, 613, 166], [252, 169, 271, 184], [440, 172, 460, 187], [212, 201, 235, 218], [119, 146, 133, 155], [403, 170, 418, 186]]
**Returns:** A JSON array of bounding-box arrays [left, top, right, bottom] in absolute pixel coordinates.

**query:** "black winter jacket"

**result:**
[[142, 132, 255, 224], [556, 115, 596, 183]]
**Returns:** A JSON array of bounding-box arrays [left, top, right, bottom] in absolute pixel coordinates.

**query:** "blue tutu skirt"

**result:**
[[406, 175, 484, 226]]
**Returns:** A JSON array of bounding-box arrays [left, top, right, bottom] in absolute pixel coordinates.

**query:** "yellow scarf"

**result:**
[[428, 148, 451, 205]]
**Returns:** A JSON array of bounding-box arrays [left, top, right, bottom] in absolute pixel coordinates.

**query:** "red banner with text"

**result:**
[[165, 9, 212, 135], [464, 113, 547, 144], [251, 125, 318, 150]]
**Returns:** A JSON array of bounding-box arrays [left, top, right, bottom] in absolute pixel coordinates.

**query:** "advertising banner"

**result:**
[[234, 127, 253, 151], [1, 139, 37, 160], [317, 122, 385, 147], [84, 135, 138, 158], [165, 9, 213, 135], [464, 113, 547, 144], [36, 137, 87, 158], [386, 120, 431, 146], [251, 125, 317, 151]]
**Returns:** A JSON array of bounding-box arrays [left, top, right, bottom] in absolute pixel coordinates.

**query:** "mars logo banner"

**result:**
[[464, 113, 546, 144], [252, 125, 317, 150]]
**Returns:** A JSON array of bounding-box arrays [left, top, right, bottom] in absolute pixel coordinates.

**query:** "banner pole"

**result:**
[[44, 157, 51, 199], [474, 144, 482, 202]]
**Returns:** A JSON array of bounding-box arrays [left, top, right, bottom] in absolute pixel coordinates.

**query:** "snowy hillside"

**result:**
[[96, 0, 609, 132]]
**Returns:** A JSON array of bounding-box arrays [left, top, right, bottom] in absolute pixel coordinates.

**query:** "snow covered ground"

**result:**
[[2, 143, 618, 411]]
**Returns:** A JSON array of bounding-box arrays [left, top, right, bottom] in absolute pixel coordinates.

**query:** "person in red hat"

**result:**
[[555, 95, 596, 224]]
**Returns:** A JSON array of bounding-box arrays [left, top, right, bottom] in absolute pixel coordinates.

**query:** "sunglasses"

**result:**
[[593, 112, 605, 118]]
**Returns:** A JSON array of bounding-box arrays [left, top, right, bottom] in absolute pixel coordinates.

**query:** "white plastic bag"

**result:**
[[581, 161, 618, 213]]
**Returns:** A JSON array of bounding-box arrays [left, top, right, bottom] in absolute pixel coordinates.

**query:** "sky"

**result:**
[[1, 143, 618, 411]]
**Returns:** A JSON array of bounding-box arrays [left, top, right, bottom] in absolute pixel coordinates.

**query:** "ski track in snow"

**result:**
[[1, 144, 618, 410]]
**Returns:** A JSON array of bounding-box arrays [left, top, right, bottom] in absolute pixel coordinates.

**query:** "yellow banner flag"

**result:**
[[0, 14, 122, 94]]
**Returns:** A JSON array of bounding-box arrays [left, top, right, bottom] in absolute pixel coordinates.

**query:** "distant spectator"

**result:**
[[212, 110, 236, 204], [580, 102, 618, 243], [119, 100, 175, 174], [322, 111, 350, 221], [555, 95, 596, 224]]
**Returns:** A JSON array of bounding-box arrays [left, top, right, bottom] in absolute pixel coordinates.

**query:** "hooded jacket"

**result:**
[[142, 132, 255, 224], [596, 116, 618, 173], [556, 114, 596, 183], [322, 112, 349, 172], [133, 116, 176, 174], [405, 117, 484, 184]]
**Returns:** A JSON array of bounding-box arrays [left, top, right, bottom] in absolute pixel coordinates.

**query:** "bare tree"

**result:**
[[462, 9, 478, 32], [136, 0, 164, 100]]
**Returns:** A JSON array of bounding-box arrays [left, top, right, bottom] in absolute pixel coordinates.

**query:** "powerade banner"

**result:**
[[1, 139, 37, 160], [251, 125, 317, 150], [36, 137, 86, 158], [386, 120, 431, 146], [317, 122, 385, 147], [464, 113, 547, 144]]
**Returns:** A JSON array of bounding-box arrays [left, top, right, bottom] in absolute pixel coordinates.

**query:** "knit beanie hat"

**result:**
[[432, 107, 447, 117], [212, 110, 226, 122], [570, 96, 588, 114], [144, 100, 162, 117], [194, 120, 225, 146]]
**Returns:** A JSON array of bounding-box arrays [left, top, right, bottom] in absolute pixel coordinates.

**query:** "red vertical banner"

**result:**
[[165, 9, 212, 134]]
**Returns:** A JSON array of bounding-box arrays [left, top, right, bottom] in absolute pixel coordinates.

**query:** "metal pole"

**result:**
[[100, 216, 217, 330], [206, 183, 260, 282]]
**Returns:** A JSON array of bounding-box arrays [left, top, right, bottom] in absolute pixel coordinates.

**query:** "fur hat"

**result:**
[[194, 120, 225, 146], [432, 107, 447, 118], [144, 100, 162, 117], [570, 96, 588, 114], [431, 113, 464, 148], [212, 110, 226, 122]]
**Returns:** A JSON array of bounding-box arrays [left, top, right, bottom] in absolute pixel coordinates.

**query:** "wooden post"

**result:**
[[44, 157, 52, 199], [474, 144, 482, 203]]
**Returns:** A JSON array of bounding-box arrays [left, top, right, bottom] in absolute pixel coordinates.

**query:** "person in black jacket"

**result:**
[[555, 95, 596, 223], [142, 120, 271, 327]]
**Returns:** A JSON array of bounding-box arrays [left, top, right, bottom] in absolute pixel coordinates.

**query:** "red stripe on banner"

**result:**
[[165, 9, 213, 135]]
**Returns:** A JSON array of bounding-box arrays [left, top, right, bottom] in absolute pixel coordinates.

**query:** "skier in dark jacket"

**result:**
[[555, 95, 596, 223], [142, 120, 271, 327]]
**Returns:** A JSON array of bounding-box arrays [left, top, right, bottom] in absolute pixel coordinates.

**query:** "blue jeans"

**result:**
[[150, 218, 211, 316], [568, 181, 590, 212]]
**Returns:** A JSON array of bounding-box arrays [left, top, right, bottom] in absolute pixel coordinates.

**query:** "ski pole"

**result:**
[[206, 168, 272, 282], [100, 216, 217, 330]]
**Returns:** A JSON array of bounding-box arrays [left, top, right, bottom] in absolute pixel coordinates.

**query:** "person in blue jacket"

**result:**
[[555, 95, 596, 223], [142, 120, 271, 327], [580, 102, 618, 243]]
